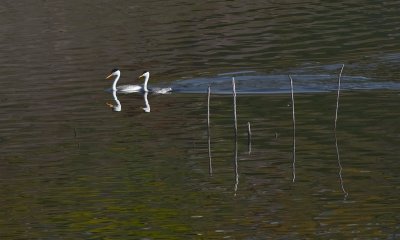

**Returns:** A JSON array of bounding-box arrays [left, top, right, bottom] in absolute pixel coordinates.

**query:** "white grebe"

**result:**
[[106, 68, 143, 93], [138, 71, 172, 94]]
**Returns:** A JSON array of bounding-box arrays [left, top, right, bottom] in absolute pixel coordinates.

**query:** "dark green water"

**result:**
[[1, 1, 400, 239]]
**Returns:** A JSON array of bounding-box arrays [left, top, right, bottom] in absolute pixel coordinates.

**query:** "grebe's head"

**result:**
[[106, 68, 120, 79], [138, 70, 150, 79]]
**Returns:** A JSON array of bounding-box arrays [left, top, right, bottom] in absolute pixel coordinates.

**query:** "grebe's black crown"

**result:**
[[111, 68, 119, 73], [142, 70, 149, 74]]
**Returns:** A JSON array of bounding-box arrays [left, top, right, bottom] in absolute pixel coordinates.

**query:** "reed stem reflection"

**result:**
[[73, 127, 80, 149], [247, 122, 252, 155], [335, 132, 348, 199], [207, 85, 212, 176], [234, 134, 239, 196]]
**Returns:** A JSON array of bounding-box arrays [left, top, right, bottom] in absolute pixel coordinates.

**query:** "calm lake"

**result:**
[[1, 1, 400, 239]]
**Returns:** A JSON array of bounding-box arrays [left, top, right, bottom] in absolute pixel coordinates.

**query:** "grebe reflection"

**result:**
[[106, 90, 121, 112], [142, 91, 151, 113], [106, 90, 151, 113]]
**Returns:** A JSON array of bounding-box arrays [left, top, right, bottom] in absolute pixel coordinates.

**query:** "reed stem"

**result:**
[[232, 78, 238, 138], [334, 64, 344, 131], [289, 75, 296, 183], [232, 78, 239, 195]]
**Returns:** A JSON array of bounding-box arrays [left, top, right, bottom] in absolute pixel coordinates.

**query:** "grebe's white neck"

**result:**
[[138, 71, 150, 92], [106, 69, 121, 91], [112, 71, 121, 91], [143, 72, 150, 92]]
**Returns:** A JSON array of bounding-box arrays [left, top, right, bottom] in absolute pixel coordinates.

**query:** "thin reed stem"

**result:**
[[289, 75, 296, 183], [232, 78, 237, 137], [334, 64, 344, 131], [232, 78, 239, 195]]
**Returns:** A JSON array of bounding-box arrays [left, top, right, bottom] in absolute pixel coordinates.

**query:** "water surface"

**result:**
[[1, 0, 400, 239]]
